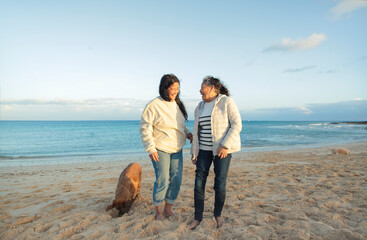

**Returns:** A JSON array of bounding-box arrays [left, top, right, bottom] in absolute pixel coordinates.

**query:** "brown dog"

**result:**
[[332, 148, 350, 155], [106, 163, 142, 216]]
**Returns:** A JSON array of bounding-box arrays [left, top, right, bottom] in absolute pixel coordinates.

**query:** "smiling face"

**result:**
[[166, 82, 180, 102], [200, 82, 216, 102]]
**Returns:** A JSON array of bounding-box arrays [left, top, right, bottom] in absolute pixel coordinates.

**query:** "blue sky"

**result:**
[[1, 0, 366, 121]]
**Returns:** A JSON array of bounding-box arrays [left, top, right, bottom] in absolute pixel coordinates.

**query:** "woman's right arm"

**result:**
[[140, 104, 158, 160]]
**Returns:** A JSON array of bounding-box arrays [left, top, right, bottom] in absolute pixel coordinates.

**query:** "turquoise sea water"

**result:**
[[1, 121, 366, 167]]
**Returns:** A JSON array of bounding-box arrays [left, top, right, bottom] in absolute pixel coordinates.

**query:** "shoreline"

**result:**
[[1, 141, 366, 239], [2, 140, 367, 168]]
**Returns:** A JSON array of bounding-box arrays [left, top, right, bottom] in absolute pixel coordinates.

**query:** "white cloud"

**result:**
[[330, 0, 367, 20], [264, 33, 327, 52], [1, 98, 149, 120], [245, 100, 367, 121], [298, 106, 313, 114], [1, 97, 201, 120], [319, 69, 337, 74], [3, 98, 147, 108], [284, 65, 316, 73], [3, 105, 12, 110]]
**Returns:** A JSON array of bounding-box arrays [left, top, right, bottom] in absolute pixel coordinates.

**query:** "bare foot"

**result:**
[[155, 206, 164, 221], [163, 203, 175, 218], [155, 214, 164, 221], [189, 220, 200, 230], [215, 217, 223, 228], [163, 210, 175, 218]]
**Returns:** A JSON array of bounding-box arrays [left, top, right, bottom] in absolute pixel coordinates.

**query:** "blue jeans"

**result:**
[[151, 149, 183, 206], [194, 150, 232, 221]]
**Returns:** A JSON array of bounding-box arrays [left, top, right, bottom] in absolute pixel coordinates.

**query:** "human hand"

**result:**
[[149, 151, 159, 161], [187, 133, 193, 143], [191, 155, 197, 165], [217, 146, 228, 159]]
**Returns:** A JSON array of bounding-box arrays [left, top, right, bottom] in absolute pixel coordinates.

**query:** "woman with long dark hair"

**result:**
[[140, 74, 193, 220], [189, 76, 242, 229]]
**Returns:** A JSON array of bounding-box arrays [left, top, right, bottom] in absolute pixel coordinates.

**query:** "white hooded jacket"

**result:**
[[191, 94, 242, 159]]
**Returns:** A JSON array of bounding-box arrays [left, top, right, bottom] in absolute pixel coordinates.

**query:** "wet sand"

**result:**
[[1, 142, 366, 239]]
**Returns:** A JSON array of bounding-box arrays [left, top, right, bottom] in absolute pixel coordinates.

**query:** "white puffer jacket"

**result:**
[[191, 94, 242, 159]]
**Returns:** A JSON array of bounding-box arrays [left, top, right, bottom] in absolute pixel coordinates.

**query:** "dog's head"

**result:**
[[114, 199, 133, 215]]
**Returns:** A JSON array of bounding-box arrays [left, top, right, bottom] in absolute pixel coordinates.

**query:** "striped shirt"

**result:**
[[199, 115, 212, 150], [198, 99, 216, 150]]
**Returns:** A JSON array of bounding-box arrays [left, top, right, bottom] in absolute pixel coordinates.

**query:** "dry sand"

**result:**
[[1, 142, 366, 240]]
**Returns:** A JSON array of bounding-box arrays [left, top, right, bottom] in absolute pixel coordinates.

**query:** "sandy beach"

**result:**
[[1, 142, 366, 240]]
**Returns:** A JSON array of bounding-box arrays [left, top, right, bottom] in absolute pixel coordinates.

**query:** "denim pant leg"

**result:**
[[151, 150, 170, 206], [165, 149, 183, 204], [194, 150, 213, 221], [213, 153, 232, 218]]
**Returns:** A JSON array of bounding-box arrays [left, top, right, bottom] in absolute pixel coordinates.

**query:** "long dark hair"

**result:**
[[202, 76, 230, 96], [159, 74, 188, 120]]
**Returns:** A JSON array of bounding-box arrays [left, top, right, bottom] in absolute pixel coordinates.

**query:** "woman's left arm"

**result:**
[[221, 97, 242, 149]]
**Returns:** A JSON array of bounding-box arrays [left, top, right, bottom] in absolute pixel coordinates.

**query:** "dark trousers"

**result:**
[[194, 149, 232, 221]]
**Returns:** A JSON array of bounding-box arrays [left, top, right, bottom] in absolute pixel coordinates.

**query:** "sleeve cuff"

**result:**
[[221, 142, 229, 149], [147, 148, 157, 155]]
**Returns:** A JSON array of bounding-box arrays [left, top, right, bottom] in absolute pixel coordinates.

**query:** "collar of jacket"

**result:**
[[198, 94, 225, 112]]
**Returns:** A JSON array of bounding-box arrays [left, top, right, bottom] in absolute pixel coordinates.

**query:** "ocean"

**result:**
[[1, 121, 366, 167]]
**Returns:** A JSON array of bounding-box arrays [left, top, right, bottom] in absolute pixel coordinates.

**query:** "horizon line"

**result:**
[[1, 119, 366, 122]]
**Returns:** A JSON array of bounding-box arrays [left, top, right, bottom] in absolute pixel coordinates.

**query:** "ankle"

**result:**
[[189, 220, 201, 230], [155, 206, 162, 215], [215, 217, 223, 228], [164, 203, 173, 212]]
